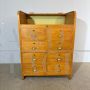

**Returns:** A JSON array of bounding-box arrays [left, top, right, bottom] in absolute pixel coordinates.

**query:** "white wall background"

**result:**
[[0, 0, 90, 63]]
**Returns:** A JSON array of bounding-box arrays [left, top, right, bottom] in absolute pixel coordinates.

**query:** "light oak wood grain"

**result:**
[[17, 11, 76, 79]]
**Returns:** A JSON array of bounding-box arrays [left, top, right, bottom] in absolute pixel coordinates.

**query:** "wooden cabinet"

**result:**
[[17, 11, 76, 79]]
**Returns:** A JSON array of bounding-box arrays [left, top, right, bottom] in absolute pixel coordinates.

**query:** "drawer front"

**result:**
[[47, 53, 65, 65], [22, 63, 33, 71], [47, 64, 60, 72], [21, 41, 48, 52], [22, 64, 45, 75], [47, 52, 72, 64], [47, 52, 72, 75], [21, 26, 47, 41], [22, 53, 47, 65], [50, 40, 73, 51], [48, 26, 74, 50], [50, 27, 74, 41], [46, 64, 65, 75]]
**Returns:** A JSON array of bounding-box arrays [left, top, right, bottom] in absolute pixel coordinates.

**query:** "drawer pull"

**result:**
[[58, 47, 62, 50], [32, 58, 36, 61], [33, 69, 37, 72], [59, 35, 62, 38], [57, 58, 61, 61], [32, 47, 37, 50]]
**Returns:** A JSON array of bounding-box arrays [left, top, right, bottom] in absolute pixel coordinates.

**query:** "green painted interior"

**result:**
[[28, 16, 65, 24]]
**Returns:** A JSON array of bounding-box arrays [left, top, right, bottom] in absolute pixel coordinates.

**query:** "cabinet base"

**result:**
[[21, 75, 72, 80], [22, 76, 25, 80]]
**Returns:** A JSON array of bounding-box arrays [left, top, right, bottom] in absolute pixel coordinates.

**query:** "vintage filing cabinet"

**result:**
[[17, 11, 76, 79]]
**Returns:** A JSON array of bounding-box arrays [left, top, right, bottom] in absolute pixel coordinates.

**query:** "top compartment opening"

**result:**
[[18, 11, 76, 25], [27, 16, 65, 25]]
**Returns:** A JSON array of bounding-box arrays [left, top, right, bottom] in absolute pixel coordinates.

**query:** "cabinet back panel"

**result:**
[[27, 16, 65, 24]]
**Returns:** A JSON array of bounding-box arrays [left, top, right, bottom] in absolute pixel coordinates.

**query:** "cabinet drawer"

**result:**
[[22, 53, 47, 65], [21, 41, 48, 52], [48, 25, 74, 41], [46, 64, 65, 75], [47, 64, 65, 72], [48, 25, 74, 50], [22, 64, 45, 75], [47, 52, 72, 65], [21, 26, 47, 41], [50, 28, 74, 41], [50, 40, 73, 50], [23, 64, 44, 73]]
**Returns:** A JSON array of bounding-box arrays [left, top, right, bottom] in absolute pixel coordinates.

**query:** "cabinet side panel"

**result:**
[[17, 12, 24, 79], [17, 11, 27, 24], [65, 11, 76, 25]]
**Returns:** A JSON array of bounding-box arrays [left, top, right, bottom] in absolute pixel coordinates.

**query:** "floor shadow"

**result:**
[[73, 18, 88, 75], [73, 62, 82, 75]]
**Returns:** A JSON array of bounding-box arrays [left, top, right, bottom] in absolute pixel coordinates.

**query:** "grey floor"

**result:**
[[0, 63, 90, 90]]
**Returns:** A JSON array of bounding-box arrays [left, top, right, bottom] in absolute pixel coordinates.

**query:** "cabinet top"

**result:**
[[17, 11, 76, 16]]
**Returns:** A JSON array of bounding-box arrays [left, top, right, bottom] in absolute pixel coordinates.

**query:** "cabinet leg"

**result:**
[[68, 75, 72, 80], [22, 76, 25, 80]]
